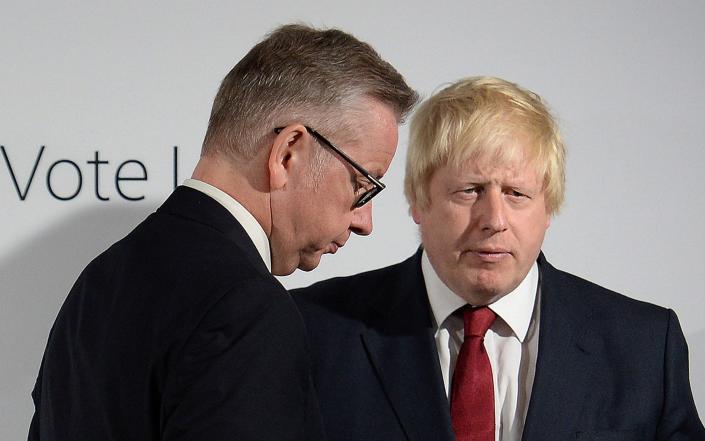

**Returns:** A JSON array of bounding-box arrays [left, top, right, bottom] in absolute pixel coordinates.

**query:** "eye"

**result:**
[[458, 186, 481, 195], [506, 189, 530, 200], [353, 178, 371, 196], [452, 186, 481, 202]]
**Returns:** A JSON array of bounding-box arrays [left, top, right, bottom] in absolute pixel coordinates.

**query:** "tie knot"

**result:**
[[463, 306, 496, 338]]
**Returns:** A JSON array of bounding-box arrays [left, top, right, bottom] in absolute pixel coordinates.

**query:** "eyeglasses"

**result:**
[[273, 126, 386, 208]]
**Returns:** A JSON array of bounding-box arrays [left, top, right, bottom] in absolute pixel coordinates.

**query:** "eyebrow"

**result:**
[[455, 176, 536, 189]]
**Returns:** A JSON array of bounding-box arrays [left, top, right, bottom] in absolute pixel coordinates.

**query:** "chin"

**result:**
[[297, 254, 322, 272], [271, 261, 297, 276], [455, 274, 513, 304], [297, 264, 317, 272]]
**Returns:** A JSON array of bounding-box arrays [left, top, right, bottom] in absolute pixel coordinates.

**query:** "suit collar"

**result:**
[[157, 186, 271, 278], [362, 249, 455, 441], [361, 251, 602, 440], [183, 179, 271, 271], [522, 253, 598, 440]]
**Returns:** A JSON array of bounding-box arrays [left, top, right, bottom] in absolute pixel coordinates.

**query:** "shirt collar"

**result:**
[[183, 179, 272, 272], [422, 249, 538, 342]]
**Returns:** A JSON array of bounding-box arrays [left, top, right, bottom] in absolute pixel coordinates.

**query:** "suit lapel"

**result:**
[[357, 251, 600, 441], [361, 251, 455, 441], [522, 254, 598, 441]]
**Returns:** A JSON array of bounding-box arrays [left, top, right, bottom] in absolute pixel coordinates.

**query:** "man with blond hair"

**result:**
[[28, 24, 417, 441], [294, 77, 704, 440]]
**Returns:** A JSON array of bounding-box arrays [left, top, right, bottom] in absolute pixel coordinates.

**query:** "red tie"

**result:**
[[451, 306, 497, 441]]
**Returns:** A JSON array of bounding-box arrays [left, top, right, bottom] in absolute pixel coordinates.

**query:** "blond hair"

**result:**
[[405, 76, 565, 214]]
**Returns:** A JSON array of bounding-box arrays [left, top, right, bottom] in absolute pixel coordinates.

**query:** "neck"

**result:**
[[191, 153, 272, 235]]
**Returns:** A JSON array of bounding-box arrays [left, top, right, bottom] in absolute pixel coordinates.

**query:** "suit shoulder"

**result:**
[[292, 254, 417, 321], [192, 277, 305, 346], [543, 259, 671, 324]]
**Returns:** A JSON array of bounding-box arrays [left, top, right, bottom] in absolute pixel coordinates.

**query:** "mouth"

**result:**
[[468, 247, 511, 262]]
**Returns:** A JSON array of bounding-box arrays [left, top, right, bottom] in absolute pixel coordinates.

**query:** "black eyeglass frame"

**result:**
[[274, 126, 386, 208]]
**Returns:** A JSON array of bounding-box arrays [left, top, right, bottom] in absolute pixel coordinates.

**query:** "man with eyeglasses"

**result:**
[[28, 24, 417, 441]]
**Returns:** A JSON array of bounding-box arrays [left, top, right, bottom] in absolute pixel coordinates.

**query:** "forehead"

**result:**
[[438, 155, 541, 188], [442, 136, 543, 184]]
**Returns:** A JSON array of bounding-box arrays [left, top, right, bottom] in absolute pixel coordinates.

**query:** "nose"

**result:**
[[350, 203, 374, 236], [477, 190, 507, 233]]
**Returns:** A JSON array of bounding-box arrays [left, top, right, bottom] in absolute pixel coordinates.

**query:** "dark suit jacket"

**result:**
[[293, 250, 705, 441], [29, 186, 324, 441]]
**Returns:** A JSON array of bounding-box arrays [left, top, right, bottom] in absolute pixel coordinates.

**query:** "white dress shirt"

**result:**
[[422, 250, 540, 441], [182, 179, 272, 272]]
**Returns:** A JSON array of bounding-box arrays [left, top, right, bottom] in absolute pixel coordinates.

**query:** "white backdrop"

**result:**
[[2, 1, 704, 439]]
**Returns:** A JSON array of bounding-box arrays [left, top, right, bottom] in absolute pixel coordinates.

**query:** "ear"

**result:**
[[544, 203, 552, 230], [268, 125, 308, 191], [410, 203, 423, 225]]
